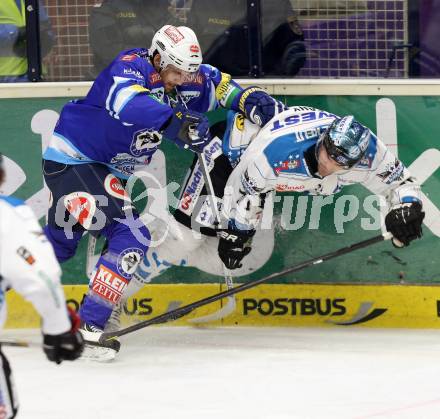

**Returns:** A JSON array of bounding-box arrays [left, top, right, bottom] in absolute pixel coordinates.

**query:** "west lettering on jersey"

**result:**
[[270, 111, 335, 132]]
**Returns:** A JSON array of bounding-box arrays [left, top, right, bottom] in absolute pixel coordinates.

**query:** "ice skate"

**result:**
[[79, 323, 120, 362]]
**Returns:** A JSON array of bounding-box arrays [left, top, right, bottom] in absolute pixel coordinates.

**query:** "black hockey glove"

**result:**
[[217, 228, 255, 270], [43, 307, 84, 365], [385, 201, 425, 247], [162, 105, 211, 153], [238, 87, 287, 127]]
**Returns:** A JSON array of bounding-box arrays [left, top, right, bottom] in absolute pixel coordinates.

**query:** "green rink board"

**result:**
[[0, 95, 439, 285]]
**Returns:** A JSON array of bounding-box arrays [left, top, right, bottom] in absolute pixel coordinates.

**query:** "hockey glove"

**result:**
[[43, 306, 84, 365], [385, 201, 425, 247], [162, 105, 211, 153], [238, 87, 287, 127], [217, 228, 255, 270]]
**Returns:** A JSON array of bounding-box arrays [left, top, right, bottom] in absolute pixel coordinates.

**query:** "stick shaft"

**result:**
[[0, 340, 37, 348], [101, 232, 391, 341]]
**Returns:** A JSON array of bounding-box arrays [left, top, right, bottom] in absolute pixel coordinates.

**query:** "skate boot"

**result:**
[[79, 322, 120, 362]]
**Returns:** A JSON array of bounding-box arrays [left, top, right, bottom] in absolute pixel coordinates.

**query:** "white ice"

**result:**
[[3, 327, 440, 419]]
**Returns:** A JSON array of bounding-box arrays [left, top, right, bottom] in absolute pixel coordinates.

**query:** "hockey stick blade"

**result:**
[[189, 272, 236, 323], [99, 232, 392, 343], [188, 295, 236, 324]]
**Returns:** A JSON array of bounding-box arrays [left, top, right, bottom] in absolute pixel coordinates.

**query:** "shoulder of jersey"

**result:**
[[117, 48, 149, 64], [198, 63, 216, 76], [261, 107, 337, 176], [0, 195, 24, 208], [114, 48, 158, 84]]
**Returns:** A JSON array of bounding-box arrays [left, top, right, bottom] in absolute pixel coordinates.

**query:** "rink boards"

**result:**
[[5, 283, 440, 329], [1, 81, 440, 286], [1, 80, 439, 330]]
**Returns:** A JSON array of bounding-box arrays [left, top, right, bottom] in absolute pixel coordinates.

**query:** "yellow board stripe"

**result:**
[[5, 284, 440, 329]]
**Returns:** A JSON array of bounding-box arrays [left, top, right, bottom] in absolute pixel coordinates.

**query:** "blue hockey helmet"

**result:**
[[317, 116, 370, 168]]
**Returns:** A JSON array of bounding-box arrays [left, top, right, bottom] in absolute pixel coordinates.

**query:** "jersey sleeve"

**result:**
[[104, 57, 172, 130], [0, 202, 71, 335], [222, 153, 274, 231], [197, 64, 244, 112], [362, 135, 421, 207]]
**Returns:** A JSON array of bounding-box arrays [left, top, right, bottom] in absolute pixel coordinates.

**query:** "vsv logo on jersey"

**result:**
[[117, 248, 144, 278], [130, 129, 162, 156], [91, 264, 129, 304]]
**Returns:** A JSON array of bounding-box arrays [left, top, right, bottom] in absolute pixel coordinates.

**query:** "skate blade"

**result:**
[[79, 344, 117, 362]]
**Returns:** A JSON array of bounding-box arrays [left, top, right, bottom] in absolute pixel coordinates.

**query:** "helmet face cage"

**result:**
[[318, 116, 370, 168], [150, 25, 202, 76]]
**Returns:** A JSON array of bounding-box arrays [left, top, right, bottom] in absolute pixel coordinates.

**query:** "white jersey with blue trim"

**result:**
[[0, 196, 71, 334], [221, 107, 421, 230]]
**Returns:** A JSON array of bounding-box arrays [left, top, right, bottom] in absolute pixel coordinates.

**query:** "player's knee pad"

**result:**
[[80, 217, 150, 328]]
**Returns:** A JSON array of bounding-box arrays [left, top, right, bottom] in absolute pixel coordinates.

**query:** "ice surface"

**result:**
[[3, 327, 440, 419]]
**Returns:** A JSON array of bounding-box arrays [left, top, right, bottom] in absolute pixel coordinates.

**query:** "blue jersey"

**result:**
[[44, 48, 243, 178]]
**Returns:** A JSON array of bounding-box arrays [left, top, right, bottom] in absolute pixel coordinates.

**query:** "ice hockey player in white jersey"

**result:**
[[110, 106, 425, 333], [0, 154, 84, 418]]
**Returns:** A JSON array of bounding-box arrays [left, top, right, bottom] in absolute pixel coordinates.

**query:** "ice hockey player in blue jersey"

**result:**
[[42, 24, 285, 360], [119, 106, 425, 309]]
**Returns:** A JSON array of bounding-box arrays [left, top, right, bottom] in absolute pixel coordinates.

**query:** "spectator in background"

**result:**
[[88, 0, 181, 76], [187, 0, 306, 77], [416, 0, 440, 77], [0, 0, 55, 82]]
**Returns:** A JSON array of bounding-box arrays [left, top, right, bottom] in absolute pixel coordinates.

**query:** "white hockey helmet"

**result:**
[[150, 25, 202, 73]]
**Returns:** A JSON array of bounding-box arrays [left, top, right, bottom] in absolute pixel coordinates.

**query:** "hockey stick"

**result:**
[[178, 97, 236, 323], [0, 340, 39, 348], [187, 150, 236, 323], [86, 233, 98, 280], [99, 231, 392, 342]]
